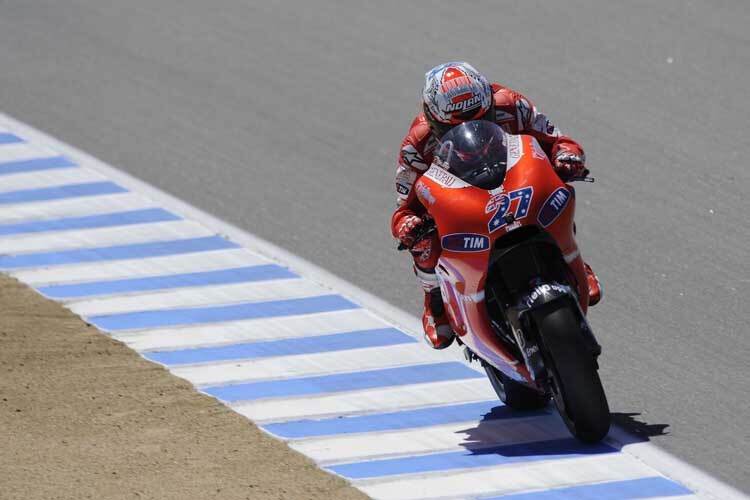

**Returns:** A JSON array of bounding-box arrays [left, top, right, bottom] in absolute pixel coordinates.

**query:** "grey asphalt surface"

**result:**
[[1, 0, 748, 492]]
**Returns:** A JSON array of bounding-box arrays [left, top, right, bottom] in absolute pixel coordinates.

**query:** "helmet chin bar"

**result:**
[[424, 101, 497, 139]]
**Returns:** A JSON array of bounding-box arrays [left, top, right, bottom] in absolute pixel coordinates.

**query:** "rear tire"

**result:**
[[484, 364, 549, 410], [536, 305, 610, 443]]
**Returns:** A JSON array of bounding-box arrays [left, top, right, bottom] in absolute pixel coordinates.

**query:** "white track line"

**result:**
[[0, 220, 210, 254], [68, 278, 327, 316], [357, 453, 659, 500], [175, 343, 441, 387], [292, 415, 569, 464], [643, 496, 698, 500], [236, 379, 499, 423], [0, 167, 105, 192], [0, 141, 60, 163], [15, 248, 268, 287], [0, 192, 158, 224], [115, 309, 391, 351]]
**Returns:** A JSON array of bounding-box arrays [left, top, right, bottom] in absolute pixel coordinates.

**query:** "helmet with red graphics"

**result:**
[[422, 62, 494, 138]]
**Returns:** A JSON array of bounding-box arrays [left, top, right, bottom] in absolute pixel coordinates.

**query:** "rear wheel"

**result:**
[[536, 305, 610, 443], [484, 364, 549, 410]]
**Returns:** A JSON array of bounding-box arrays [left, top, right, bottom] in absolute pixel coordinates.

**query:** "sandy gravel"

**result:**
[[0, 273, 368, 500]]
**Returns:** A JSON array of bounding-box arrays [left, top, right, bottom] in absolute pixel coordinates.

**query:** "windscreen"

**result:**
[[434, 121, 508, 190]]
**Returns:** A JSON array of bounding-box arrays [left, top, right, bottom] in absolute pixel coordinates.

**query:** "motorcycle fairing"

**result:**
[[415, 133, 590, 385]]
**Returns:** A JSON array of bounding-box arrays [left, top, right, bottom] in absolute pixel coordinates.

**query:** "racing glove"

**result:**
[[396, 215, 424, 247], [554, 151, 588, 181]]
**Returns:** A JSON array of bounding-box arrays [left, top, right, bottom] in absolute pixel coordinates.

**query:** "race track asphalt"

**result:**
[[1, 0, 748, 492]]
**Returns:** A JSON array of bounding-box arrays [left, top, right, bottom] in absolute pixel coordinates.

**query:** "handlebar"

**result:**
[[566, 167, 594, 183], [569, 176, 595, 183]]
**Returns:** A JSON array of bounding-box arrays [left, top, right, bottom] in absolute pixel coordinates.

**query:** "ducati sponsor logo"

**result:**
[[396, 183, 409, 195]]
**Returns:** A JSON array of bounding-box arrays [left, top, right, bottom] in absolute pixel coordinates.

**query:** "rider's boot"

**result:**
[[584, 261, 602, 306], [415, 265, 455, 349], [422, 287, 455, 349]]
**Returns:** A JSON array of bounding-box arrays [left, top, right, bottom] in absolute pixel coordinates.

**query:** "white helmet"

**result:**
[[422, 62, 494, 137]]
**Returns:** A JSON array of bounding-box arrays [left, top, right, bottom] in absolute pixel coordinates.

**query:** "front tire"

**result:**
[[536, 305, 610, 443], [484, 364, 549, 410]]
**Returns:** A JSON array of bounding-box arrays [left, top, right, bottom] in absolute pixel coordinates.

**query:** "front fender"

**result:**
[[506, 282, 600, 380], [520, 282, 602, 360]]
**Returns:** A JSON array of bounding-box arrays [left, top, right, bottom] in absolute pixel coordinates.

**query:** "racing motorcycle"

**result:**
[[406, 121, 610, 443]]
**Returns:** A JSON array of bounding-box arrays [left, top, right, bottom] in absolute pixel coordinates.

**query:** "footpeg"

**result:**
[[464, 346, 479, 363]]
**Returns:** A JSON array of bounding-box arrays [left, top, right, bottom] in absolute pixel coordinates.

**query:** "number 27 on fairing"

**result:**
[[487, 187, 533, 232]]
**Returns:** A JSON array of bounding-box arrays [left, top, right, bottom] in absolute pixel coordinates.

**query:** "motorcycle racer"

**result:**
[[391, 62, 602, 350]]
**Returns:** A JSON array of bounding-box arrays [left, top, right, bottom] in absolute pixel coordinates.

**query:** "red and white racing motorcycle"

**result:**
[[409, 121, 610, 443]]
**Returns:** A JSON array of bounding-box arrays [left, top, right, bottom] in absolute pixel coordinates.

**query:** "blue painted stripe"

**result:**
[[0, 208, 180, 236], [0, 235, 238, 270], [0, 181, 126, 204], [328, 438, 616, 479], [0, 155, 77, 175], [204, 362, 482, 403], [145, 328, 416, 366], [263, 401, 545, 438], [89, 294, 359, 331], [480, 476, 692, 500], [38, 264, 298, 299], [0, 132, 24, 144]]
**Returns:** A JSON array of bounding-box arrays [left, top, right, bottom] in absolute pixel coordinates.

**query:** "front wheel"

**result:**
[[484, 364, 549, 410], [536, 305, 610, 443]]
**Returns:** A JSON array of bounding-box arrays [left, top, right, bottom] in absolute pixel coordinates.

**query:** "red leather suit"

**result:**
[[391, 83, 585, 271]]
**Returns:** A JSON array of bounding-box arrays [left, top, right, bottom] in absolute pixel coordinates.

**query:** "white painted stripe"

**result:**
[[176, 343, 446, 386], [0, 192, 158, 224], [564, 249, 580, 264], [292, 414, 569, 464], [0, 220, 211, 254], [68, 278, 328, 316], [0, 167, 107, 193], [0, 142, 59, 163], [646, 496, 698, 500], [235, 378, 498, 423], [357, 453, 658, 500], [115, 309, 390, 351], [12, 248, 268, 286]]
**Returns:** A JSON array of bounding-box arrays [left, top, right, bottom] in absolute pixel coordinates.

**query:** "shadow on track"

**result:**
[[452, 406, 671, 466], [611, 412, 670, 440]]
